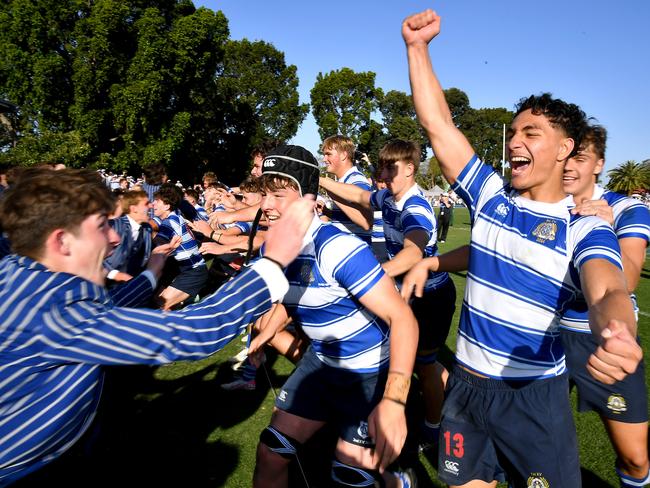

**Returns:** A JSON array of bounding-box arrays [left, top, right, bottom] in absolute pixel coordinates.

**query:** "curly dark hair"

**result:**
[[580, 124, 607, 160], [154, 183, 182, 210], [515, 93, 588, 157]]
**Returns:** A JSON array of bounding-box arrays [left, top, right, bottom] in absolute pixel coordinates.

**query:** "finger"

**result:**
[[414, 279, 425, 298], [588, 349, 632, 382], [401, 282, 413, 301]]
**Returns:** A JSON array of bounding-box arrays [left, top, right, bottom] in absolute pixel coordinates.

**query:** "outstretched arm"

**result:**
[[403, 9, 475, 183]]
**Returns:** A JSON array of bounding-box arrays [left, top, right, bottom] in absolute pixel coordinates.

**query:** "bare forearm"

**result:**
[[589, 289, 637, 338], [330, 195, 373, 230], [382, 245, 423, 278], [320, 177, 371, 208], [407, 44, 473, 183]]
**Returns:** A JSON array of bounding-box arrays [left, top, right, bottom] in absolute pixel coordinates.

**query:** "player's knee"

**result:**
[[617, 449, 650, 475], [258, 426, 302, 461], [331, 460, 385, 487]]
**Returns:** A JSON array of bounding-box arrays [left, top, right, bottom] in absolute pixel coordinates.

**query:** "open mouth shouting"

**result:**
[[509, 156, 531, 177]]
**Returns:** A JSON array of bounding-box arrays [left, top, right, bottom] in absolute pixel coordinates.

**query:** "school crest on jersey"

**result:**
[[607, 394, 627, 414], [532, 220, 557, 243], [300, 261, 315, 284], [527, 474, 550, 488]]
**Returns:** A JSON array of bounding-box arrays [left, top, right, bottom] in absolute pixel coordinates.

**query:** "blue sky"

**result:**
[[196, 0, 650, 173]]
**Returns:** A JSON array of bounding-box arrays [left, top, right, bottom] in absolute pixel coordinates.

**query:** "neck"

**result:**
[[335, 164, 353, 179], [393, 180, 416, 202], [571, 182, 596, 204]]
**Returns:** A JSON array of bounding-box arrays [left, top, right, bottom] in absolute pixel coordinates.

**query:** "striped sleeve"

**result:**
[[572, 216, 623, 270], [614, 202, 650, 242], [318, 234, 384, 300], [401, 196, 435, 236], [370, 189, 388, 211], [40, 266, 276, 365], [451, 155, 505, 221]]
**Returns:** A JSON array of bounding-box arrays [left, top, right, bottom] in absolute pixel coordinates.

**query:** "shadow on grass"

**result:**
[[14, 352, 293, 488]]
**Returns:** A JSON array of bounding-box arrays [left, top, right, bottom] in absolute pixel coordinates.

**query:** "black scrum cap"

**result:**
[[262, 145, 320, 196]]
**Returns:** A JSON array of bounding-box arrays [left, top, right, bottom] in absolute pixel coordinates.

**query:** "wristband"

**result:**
[[383, 371, 411, 405], [263, 256, 284, 269], [209, 230, 215, 241]]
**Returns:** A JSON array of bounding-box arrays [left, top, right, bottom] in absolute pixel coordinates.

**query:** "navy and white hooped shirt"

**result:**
[[452, 156, 622, 380], [560, 184, 650, 333], [265, 217, 390, 373], [329, 166, 372, 243], [156, 211, 205, 270], [370, 184, 450, 293]]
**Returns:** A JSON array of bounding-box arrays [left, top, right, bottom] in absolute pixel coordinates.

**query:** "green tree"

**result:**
[[310, 67, 382, 143], [416, 155, 446, 190], [459, 107, 511, 171], [444, 87, 471, 124], [606, 160, 650, 195], [0, 1, 306, 185], [378, 90, 428, 160]]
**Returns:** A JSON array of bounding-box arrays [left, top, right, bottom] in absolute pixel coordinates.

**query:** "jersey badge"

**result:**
[[532, 220, 557, 243], [300, 261, 315, 284], [356, 421, 369, 440], [495, 202, 509, 217], [606, 394, 627, 414], [527, 474, 550, 488]]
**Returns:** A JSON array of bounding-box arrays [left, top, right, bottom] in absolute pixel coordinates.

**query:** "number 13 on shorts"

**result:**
[[443, 430, 465, 458]]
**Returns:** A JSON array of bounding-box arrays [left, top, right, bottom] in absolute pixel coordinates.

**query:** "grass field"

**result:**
[[19, 207, 649, 487]]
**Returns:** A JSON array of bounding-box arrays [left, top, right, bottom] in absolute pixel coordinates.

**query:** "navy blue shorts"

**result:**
[[438, 367, 581, 487], [275, 347, 387, 448], [561, 328, 648, 422], [170, 264, 208, 297], [410, 278, 456, 360]]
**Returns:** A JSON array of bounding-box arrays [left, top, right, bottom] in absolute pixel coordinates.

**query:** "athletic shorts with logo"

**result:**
[[562, 328, 648, 422], [274, 347, 387, 448], [438, 366, 581, 488]]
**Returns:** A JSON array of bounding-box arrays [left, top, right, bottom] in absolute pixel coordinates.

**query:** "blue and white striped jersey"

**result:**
[[269, 217, 389, 372], [371, 210, 385, 243], [451, 156, 622, 379], [0, 256, 284, 485], [156, 211, 205, 270], [370, 184, 450, 292], [330, 166, 372, 243], [560, 184, 650, 333], [194, 204, 210, 222]]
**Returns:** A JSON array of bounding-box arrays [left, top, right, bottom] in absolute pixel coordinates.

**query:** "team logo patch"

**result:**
[[443, 460, 460, 476], [278, 389, 288, 402], [495, 202, 509, 217], [356, 421, 369, 440], [300, 261, 314, 284], [532, 220, 557, 243], [527, 474, 550, 488], [607, 394, 627, 413]]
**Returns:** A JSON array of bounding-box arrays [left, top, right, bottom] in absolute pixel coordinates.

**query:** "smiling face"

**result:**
[[66, 213, 120, 286], [260, 181, 301, 227], [322, 146, 349, 178], [563, 143, 604, 203], [507, 109, 574, 201]]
